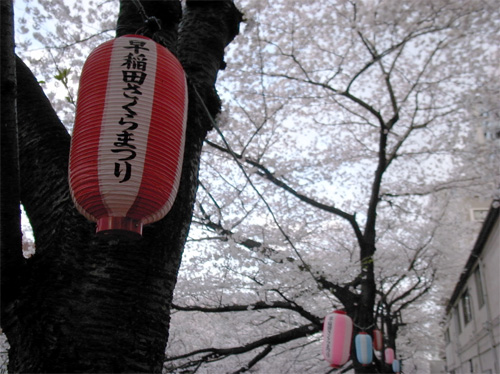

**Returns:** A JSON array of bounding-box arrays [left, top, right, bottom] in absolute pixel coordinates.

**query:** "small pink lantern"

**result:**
[[372, 329, 383, 351], [322, 310, 353, 368], [384, 347, 395, 365], [355, 332, 373, 366], [69, 34, 188, 239]]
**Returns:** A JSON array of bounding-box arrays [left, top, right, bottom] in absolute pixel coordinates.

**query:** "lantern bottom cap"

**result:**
[[96, 217, 143, 240]]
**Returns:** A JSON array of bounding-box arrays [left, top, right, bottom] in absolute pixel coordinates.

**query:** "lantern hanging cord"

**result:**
[[353, 322, 375, 331], [131, 0, 162, 35]]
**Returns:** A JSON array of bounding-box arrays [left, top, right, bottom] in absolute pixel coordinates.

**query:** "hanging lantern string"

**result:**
[[131, 0, 162, 35], [353, 322, 375, 331], [131, 0, 148, 22]]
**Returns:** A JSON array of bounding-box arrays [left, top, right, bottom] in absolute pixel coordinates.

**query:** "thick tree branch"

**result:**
[[192, 209, 359, 313], [231, 345, 273, 374], [16, 56, 84, 251], [172, 301, 322, 326], [179, 0, 242, 127], [205, 139, 365, 247], [316, 276, 357, 310], [116, 0, 181, 51], [165, 323, 319, 363], [1, 0, 25, 330]]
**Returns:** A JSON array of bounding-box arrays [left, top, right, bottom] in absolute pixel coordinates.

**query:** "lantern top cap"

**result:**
[[333, 310, 347, 315], [121, 34, 151, 40]]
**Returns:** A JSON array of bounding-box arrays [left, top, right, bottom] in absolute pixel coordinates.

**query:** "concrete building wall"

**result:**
[[445, 208, 499, 374]]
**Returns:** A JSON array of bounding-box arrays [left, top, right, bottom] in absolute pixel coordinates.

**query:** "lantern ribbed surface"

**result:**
[[372, 328, 383, 351], [322, 310, 353, 368], [355, 332, 373, 366], [384, 347, 395, 365], [69, 35, 187, 238]]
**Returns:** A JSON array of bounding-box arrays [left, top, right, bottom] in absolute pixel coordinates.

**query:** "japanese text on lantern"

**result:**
[[112, 39, 150, 183], [325, 317, 333, 353]]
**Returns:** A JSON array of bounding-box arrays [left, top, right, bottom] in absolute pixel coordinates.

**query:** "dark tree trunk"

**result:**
[[0, 0, 25, 357], [1, 0, 242, 372], [349, 104, 391, 374]]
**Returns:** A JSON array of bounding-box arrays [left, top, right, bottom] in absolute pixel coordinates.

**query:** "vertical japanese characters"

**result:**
[[113, 39, 150, 183]]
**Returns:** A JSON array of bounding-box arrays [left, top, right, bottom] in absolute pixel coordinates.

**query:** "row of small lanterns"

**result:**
[[322, 310, 401, 372]]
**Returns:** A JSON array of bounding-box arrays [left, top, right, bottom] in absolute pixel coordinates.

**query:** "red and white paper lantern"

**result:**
[[322, 310, 353, 368], [384, 347, 395, 365], [355, 332, 373, 366], [372, 328, 383, 351], [69, 34, 188, 238]]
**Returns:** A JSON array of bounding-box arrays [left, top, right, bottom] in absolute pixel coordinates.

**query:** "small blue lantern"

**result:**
[[355, 332, 373, 366], [392, 359, 401, 373]]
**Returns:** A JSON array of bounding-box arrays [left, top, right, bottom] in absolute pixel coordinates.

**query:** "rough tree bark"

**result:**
[[1, 0, 25, 356], [1, 0, 23, 276], [0, 0, 242, 372]]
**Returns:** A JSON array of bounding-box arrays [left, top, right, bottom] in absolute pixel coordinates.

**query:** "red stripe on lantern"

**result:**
[[126, 40, 187, 224], [322, 310, 353, 368], [69, 35, 187, 239], [69, 40, 112, 223], [372, 328, 383, 351]]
